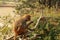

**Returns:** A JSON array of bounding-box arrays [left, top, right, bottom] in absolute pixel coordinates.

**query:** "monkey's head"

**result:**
[[23, 14, 31, 21]]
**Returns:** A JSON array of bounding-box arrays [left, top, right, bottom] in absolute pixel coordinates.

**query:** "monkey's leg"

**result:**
[[14, 34, 17, 40]]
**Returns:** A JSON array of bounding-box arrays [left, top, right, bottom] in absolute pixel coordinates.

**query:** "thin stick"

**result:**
[[33, 13, 42, 29]]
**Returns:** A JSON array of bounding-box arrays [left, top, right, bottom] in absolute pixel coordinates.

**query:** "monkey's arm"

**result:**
[[26, 21, 33, 27], [26, 21, 35, 31]]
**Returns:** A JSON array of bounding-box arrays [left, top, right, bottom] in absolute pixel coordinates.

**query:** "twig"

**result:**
[[33, 15, 42, 29], [6, 35, 19, 40], [6, 36, 14, 40]]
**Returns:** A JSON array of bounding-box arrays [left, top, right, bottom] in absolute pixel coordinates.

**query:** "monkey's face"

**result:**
[[27, 17, 31, 21], [22, 14, 31, 21], [26, 16, 31, 21]]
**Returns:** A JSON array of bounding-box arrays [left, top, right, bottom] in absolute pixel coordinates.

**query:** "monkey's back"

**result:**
[[13, 18, 27, 35]]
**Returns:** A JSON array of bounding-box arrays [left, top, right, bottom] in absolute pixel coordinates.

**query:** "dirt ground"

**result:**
[[0, 7, 15, 16]]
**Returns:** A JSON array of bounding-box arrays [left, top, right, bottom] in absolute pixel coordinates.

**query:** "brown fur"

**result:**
[[13, 14, 33, 40]]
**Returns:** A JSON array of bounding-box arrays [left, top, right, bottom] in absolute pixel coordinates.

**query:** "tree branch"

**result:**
[[33, 15, 42, 29], [6, 35, 19, 40], [6, 36, 14, 40]]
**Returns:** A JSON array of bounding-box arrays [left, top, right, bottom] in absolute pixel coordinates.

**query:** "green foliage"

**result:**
[[15, 0, 40, 15], [25, 17, 60, 40], [0, 0, 60, 40]]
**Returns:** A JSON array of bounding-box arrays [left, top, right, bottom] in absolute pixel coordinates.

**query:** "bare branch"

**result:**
[[6, 36, 13, 40], [33, 15, 42, 29]]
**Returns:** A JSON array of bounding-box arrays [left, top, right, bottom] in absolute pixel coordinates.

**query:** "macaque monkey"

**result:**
[[13, 14, 33, 40]]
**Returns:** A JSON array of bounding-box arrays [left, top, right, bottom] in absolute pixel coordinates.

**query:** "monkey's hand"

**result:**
[[29, 21, 33, 24]]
